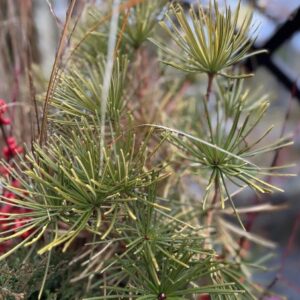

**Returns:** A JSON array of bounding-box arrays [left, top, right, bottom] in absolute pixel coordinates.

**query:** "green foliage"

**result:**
[[71, 6, 110, 62], [165, 78, 293, 215], [216, 79, 269, 118], [50, 55, 128, 126], [123, 0, 167, 49], [0, 120, 166, 256], [151, 1, 265, 78], [84, 185, 256, 299], [87, 251, 250, 300], [0, 1, 294, 299]]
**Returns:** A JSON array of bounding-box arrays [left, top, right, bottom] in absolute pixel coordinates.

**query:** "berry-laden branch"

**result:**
[[0, 98, 28, 253]]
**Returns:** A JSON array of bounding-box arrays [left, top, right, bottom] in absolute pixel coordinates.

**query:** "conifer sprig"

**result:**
[[153, 75, 293, 226], [0, 119, 166, 258], [50, 55, 128, 126], [0, 1, 294, 299], [123, 0, 167, 49], [151, 1, 266, 78]]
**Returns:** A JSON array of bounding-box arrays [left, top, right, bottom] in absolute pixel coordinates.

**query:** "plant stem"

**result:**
[[205, 176, 220, 249], [206, 176, 219, 226], [203, 74, 214, 142], [206, 73, 214, 102], [204, 74, 217, 236]]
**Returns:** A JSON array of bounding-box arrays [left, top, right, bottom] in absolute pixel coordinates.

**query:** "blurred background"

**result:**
[[0, 0, 299, 298]]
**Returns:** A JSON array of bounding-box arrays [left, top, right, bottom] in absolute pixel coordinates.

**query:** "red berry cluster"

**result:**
[[0, 99, 11, 125], [3, 136, 24, 160], [0, 98, 28, 253]]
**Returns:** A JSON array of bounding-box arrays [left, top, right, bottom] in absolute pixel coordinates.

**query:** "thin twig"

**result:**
[[39, 0, 77, 145]]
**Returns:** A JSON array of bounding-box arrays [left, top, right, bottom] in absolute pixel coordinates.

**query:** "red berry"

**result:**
[[12, 179, 21, 188], [14, 218, 22, 229], [3, 146, 11, 159], [1, 204, 12, 213], [7, 136, 16, 147], [22, 230, 30, 238], [0, 116, 11, 125], [0, 99, 8, 114], [2, 139, 23, 159], [0, 99, 11, 125], [14, 145, 23, 155], [3, 191, 16, 200], [0, 244, 7, 253]]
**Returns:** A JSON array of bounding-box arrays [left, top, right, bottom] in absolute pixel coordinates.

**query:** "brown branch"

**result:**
[[39, 0, 77, 145]]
